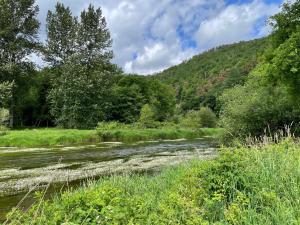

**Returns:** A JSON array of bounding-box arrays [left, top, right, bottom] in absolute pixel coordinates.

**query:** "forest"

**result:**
[[1, 0, 300, 224]]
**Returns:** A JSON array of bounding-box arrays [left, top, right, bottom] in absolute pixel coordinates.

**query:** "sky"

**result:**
[[35, 0, 285, 75]]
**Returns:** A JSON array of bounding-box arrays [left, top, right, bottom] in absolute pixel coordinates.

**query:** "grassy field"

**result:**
[[0, 127, 222, 147], [5, 138, 300, 224]]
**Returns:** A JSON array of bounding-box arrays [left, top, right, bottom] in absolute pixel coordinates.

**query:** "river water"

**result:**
[[0, 138, 217, 221]]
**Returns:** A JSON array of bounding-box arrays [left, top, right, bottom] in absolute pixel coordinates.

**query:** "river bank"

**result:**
[[5, 139, 300, 224], [0, 127, 222, 147]]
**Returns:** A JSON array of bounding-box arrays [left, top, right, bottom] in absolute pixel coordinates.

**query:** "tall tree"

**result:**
[[0, 0, 40, 127], [45, 3, 77, 66], [48, 55, 116, 129], [47, 4, 118, 128], [78, 4, 113, 67]]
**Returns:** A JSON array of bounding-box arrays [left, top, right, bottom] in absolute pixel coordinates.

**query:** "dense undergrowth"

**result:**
[[5, 139, 300, 224]]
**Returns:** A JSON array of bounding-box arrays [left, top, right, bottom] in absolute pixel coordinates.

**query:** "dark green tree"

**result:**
[[0, 0, 40, 127]]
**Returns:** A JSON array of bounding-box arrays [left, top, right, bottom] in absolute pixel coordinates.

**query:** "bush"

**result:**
[[180, 110, 202, 129], [138, 104, 157, 128], [198, 107, 217, 128], [219, 68, 300, 142], [180, 107, 216, 129]]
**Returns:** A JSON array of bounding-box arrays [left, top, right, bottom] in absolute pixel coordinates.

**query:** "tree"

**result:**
[[47, 4, 118, 128], [78, 4, 113, 67], [0, 0, 40, 127], [268, 30, 300, 96], [198, 107, 217, 128], [139, 104, 156, 128], [0, 82, 12, 108], [150, 81, 176, 121], [48, 55, 116, 129], [269, 0, 300, 47], [45, 2, 77, 66], [110, 76, 150, 123]]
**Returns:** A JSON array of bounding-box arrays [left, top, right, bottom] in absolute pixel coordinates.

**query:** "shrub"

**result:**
[[180, 110, 203, 129], [198, 107, 217, 128], [138, 104, 157, 128], [180, 107, 217, 129]]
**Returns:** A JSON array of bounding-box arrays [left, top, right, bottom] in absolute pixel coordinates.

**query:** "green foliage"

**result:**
[[0, 82, 12, 108], [219, 71, 300, 141], [48, 56, 116, 129], [45, 2, 77, 66], [198, 107, 217, 128], [220, 1, 300, 140], [45, 3, 112, 67], [8, 139, 300, 224], [110, 75, 176, 123], [180, 110, 203, 129], [96, 121, 213, 142], [138, 104, 156, 128], [78, 4, 113, 66], [0, 0, 40, 127], [180, 107, 217, 129], [267, 30, 300, 96], [269, 0, 300, 47], [154, 38, 268, 112]]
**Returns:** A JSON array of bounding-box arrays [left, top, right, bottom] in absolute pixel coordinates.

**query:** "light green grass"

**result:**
[[0, 129, 98, 147], [6, 139, 300, 224], [0, 128, 222, 148], [97, 127, 222, 142]]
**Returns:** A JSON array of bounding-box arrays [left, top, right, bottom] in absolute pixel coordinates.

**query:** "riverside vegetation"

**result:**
[[5, 137, 300, 224], [1, 0, 300, 224]]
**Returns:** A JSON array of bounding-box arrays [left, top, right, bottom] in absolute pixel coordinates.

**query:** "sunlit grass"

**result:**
[[0, 127, 222, 147], [0, 129, 98, 147]]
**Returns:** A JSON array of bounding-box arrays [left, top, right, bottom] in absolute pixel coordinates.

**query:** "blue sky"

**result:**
[[35, 0, 285, 74]]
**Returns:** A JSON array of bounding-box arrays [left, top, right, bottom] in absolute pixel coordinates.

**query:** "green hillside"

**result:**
[[153, 38, 269, 112]]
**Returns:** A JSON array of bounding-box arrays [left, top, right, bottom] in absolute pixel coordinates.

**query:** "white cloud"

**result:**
[[36, 0, 283, 74], [194, 0, 280, 50]]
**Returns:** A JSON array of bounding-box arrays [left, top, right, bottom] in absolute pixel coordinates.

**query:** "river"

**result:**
[[0, 138, 217, 221]]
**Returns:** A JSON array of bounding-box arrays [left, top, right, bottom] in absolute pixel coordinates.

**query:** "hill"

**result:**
[[152, 38, 269, 113]]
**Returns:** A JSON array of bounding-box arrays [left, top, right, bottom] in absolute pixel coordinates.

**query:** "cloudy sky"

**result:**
[[35, 0, 284, 74]]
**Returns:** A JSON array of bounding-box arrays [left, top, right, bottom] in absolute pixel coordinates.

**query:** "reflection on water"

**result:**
[[0, 138, 217, 221]]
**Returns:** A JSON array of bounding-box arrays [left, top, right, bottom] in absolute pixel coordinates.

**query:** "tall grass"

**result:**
[[96, 121, 222, 142], [6, 138, 300, 224]]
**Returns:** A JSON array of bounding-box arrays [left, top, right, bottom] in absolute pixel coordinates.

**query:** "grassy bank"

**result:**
[[0, 129, 99, 147], [97, 127, 222, 143], [6, 139, 300, 224], [0, 127, 221, 148]]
